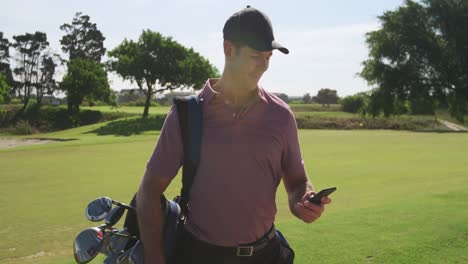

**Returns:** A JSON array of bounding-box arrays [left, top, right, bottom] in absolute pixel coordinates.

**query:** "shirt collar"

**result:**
[[199, 78, 268, 104]]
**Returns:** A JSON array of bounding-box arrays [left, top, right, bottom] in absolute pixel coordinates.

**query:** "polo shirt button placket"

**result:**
[[232, 113, 237, 125]]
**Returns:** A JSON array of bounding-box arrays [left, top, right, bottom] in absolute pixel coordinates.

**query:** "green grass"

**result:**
[[1, 124, 468, 263], [0, 104, 171, 116], [294, 111, 357, 118], [80, 105, 171, 115], [290, 103, 342, 112]]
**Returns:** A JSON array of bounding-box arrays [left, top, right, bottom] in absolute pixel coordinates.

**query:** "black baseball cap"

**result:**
[[223, 6, 289, 54]]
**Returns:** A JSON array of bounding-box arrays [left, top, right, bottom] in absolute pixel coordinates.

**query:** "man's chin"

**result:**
[[237, 75, 261, 90]]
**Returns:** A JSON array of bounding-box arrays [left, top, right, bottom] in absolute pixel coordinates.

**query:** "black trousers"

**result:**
[[176, 229, 295, 264]]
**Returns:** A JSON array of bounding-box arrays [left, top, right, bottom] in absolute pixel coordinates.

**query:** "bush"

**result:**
[[0, 108, 17, 127], [90, 115, 166, 136], [79, 110, 104, 125], [0, 104, 137, 133], [54, 108, 134, 129], [10, 98, 22, 104], [295, 115, 447, 131], [13, 120, 33, 135], [340, 94, 366, 113], [290, 104, 342, 112], [83, 100, 110, 107], [28, 98, 37, 106]]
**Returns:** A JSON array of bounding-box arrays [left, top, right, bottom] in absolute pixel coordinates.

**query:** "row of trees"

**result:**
[[360, 0, 468, 122], [302, 88, 340, 107], [296, 0, 468, 120], [0, 12, 218, 123], [0, 31, 59, 107], [299, 89, 368, 114]]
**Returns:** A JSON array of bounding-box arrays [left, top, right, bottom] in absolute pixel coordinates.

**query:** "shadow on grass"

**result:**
[[85, 115, 166, 136], [30, 138, 79, 142]]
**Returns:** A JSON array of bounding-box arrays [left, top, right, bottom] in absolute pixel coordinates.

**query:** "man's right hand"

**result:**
[[294, 191, 332, 223], [137, 169, 172, 264]]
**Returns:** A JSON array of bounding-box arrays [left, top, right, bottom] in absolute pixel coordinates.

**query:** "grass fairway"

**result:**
[[80, 105, 171, 115], [1, 126, 467, 263]]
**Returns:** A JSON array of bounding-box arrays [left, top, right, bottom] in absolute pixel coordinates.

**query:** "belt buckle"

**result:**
[[236, 246, 254, 257]]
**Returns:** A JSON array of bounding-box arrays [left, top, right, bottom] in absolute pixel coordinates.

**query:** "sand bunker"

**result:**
[[0, 138, 58, 149]]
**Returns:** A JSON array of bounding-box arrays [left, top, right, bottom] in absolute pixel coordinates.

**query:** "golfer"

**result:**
[[137, 6, 332, 264]]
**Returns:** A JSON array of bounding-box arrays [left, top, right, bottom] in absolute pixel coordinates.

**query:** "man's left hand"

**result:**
[[294, 192, 332, 223]]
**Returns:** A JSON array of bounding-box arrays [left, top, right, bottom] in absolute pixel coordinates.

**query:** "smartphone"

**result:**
[[308, 187, 337, 205]]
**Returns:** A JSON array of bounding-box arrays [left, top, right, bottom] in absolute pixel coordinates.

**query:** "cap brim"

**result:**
[[243, 39, 290, 54], [272, 41, 289, 54]]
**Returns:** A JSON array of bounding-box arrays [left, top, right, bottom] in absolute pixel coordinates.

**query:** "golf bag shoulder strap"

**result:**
[[173, 95, 203, 215], [123, 96, 202, 238]]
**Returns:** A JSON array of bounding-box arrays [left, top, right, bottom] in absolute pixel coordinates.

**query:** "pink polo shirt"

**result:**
[[146, 79, 305, 246]]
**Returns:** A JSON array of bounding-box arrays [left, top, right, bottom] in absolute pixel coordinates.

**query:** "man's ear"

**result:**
[[223, 40, 234, 58]]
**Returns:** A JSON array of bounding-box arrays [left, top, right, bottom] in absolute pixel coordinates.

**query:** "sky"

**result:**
[[1, 0, 405, 97]]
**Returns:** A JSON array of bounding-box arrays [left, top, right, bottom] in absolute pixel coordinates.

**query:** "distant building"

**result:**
[[42, 95, 64, 105], [163, 91, 197, 104], [118, 88, 147, 103]]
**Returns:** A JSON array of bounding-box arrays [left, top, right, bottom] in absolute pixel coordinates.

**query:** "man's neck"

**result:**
[[213, 75, 258, 106]]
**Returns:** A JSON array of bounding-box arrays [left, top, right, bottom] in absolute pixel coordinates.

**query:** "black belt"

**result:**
[[185, 225, 277, 257]]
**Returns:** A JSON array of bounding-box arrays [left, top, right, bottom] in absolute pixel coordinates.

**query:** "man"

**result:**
[[137, 6, 332, 264]]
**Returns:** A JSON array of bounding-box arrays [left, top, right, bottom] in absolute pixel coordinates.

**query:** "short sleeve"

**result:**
[[281, 110, 306, 176], [146, 105, 184, 180]]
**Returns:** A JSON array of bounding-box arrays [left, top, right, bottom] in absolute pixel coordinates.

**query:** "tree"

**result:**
[[0, 32, 14, 95], [426, 0, 468, 120], [12, 32, 49, 109], [340, 93, 368, 113], [60, 12, 106, 63], [0, 73, 10, 104], [183, 47, 220, 91], [0, 32, 9, 64], [302, 93, 312, 104], [360, 0, 468, 121], [108, 30, 218, 117], [274, 93, 289, 103], [314, 88, 339, 107], [60, 59, 112, 123], [34, 54, 60, 105]]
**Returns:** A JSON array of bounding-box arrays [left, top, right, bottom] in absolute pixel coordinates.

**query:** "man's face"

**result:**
[[229, 44, 273, 88]]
